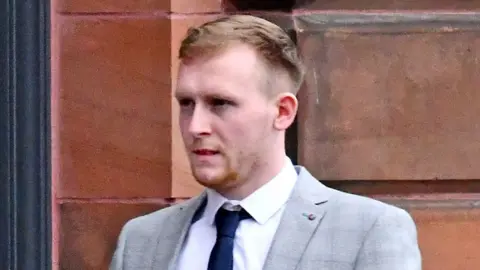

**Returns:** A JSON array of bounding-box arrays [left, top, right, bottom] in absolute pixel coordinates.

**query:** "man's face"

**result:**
[[175, 44, 278, 194]]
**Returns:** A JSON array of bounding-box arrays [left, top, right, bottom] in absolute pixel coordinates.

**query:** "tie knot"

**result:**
[[214, 207, 251, 238]]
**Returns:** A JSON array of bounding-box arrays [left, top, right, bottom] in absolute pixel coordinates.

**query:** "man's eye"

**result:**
[[211, 98, 232, 107], [178, 98, 194, 107]]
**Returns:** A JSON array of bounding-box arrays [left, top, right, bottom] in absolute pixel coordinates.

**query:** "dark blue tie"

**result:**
[[207, 207, 251, 270]]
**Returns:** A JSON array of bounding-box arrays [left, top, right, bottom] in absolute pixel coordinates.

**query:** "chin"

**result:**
[[192, 167, 223, 185], [191, 165, 238, 189]]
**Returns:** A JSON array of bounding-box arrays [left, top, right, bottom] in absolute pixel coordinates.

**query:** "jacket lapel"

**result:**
[[263, 167, 332, 270], [150, 192, 207, 270]]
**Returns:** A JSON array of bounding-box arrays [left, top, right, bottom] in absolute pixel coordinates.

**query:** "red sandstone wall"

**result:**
[[51, 1, 480, 269], [51, 1, 223, 269]]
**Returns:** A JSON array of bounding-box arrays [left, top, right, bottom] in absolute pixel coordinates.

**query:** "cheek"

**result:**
[[226, 118, 268, 150], [216, 108, 272, 148], [178, 117, 192, 139], [216, 120, 250, 151]]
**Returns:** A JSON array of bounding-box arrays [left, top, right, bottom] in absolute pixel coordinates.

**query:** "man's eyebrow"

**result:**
[[174, 90, 190, 99], [175, 89, 238, 100]]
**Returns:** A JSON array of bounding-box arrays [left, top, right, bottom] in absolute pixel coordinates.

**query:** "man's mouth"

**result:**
[[192, 149, 220, 156]]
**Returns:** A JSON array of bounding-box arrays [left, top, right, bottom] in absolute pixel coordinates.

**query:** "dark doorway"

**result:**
[[0, 0, 51, 269]]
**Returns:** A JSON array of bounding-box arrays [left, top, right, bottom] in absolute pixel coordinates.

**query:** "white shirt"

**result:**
[[176, 157, 298, 270]]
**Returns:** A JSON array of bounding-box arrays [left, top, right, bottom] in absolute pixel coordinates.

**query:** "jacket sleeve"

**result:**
[[109, 221, 131, 270], [354, 207, 422, 270]]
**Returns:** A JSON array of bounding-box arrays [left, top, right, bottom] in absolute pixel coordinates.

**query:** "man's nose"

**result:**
[[188, 106, 211, 137]]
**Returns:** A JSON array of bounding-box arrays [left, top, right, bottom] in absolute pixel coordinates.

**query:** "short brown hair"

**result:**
[[178, 15, 305, 94]]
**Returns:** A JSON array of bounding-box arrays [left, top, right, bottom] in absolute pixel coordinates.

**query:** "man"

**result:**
[[110, 15, 421, 270]]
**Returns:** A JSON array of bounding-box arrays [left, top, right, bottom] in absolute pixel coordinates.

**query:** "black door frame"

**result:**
[[0, 0, 51, 269]]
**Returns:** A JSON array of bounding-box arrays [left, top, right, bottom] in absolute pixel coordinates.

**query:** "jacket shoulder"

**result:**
[[120, 196, 200, 238], [327, 187, 413, 228]]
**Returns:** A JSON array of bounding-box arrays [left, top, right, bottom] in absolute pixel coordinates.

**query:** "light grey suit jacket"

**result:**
[[110, 166, 422, 270]]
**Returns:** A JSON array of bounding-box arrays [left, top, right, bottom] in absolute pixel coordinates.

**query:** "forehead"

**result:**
[[175, 45, 267, 98]]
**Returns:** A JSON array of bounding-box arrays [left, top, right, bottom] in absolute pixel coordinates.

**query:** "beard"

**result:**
[[190, 151, 241, 192]]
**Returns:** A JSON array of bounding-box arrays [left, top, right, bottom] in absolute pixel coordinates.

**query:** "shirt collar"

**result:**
[[203, 156, 297, 225]]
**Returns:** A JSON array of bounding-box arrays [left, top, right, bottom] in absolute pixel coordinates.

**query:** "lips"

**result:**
[[192, 149, 220, 155]]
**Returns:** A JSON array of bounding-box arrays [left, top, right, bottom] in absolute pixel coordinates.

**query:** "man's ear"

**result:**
[[273, 92, 298, 131]]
